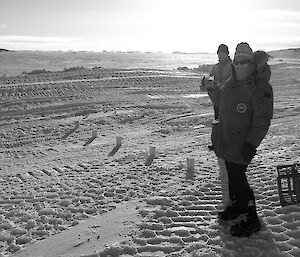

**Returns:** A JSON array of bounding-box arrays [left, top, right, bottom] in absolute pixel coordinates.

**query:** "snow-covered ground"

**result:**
[[0, 64, 299, 257]]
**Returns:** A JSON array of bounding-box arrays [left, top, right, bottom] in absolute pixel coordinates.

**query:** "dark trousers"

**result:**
[[210, 106, 219, 147], [225, 160, 253, 212], [213, 106, 219, 120]]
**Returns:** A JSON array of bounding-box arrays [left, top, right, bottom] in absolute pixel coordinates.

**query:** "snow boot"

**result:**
[[218, 201, 240, 222], [230, 199, 261, 237]]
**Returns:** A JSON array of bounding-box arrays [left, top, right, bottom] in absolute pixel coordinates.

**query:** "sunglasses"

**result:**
[[234, 60, 251, 65]]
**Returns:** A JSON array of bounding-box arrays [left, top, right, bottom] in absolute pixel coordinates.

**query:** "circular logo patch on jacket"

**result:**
[[237, 103, 247, 113]]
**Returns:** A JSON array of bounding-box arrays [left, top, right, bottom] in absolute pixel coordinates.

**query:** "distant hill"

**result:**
[[268, 48, 300, 58]]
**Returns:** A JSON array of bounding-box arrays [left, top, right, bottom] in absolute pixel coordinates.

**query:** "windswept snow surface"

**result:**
[[0, 64, 299, 257]]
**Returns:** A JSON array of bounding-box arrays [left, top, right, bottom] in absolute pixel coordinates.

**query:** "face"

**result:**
[[218, 52, 228, 62], [234, 60, 254, 81], [256, 57, 268, 70], [257, 62, 266, 70]]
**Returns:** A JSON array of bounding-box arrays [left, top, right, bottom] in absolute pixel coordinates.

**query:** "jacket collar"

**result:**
[[229, 74, 256, 88], [219, 56, 232, 66]]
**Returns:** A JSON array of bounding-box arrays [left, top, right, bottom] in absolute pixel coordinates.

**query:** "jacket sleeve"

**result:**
[[207, 87, 221, 107], [210, 64, 217, 77], [222, 62, 233, 84], [246, 81, 274, 147]]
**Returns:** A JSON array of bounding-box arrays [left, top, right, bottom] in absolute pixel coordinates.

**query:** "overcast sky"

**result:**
[[1, 0, 300, 52]]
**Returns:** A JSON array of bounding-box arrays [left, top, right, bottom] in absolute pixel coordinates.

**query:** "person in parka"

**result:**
[[212, 42, 274, 237], [203, 44, 233, 151], [253, 50, 272, 82], [208, 44, 233, 121]]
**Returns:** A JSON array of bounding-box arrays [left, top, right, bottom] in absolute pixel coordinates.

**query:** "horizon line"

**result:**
[[1, 47, 300, 54]]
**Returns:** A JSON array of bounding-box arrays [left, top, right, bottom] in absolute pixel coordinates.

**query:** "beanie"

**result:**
[[234, 42, 253, 62], [217, 44, 229, 55]]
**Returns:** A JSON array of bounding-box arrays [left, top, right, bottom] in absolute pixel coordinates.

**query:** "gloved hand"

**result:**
[[201, 76, 215, 91], [241, 142, 257, 162]]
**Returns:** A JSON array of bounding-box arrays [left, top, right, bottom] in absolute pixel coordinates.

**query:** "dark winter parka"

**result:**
[[208, 57, 232, 107], [211, 73, 273, 164]]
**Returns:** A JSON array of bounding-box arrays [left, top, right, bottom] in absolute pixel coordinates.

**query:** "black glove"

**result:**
[[241, 142, 257, 162]]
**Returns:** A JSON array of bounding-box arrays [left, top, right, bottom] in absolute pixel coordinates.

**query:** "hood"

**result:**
[[255, 65, 271, 82]]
